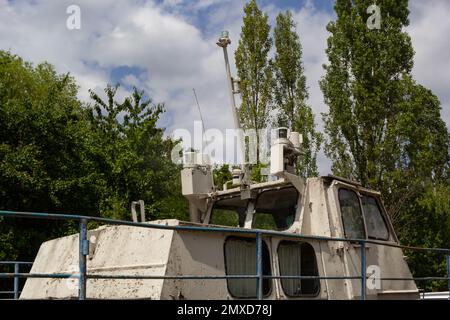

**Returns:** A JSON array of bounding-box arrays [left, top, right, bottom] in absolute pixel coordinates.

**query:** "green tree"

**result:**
[[273, 10, 322, 177], [397, 183, 450, 291], [0, 51, 105, 262], [0, 51, 189, 267], [235, 0, 273, 164], [87, 85, 188, 221], [320, 0, 448, 211], [213, 164, 233, 190], [320, 0, 449, 289]]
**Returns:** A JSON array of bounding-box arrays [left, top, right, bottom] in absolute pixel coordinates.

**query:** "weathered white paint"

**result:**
[[21, 177, 420, 300]]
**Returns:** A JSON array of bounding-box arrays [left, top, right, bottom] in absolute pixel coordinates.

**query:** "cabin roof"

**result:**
[[322, 174, 362, 186], [213, 174, 381, 199], [323, 175, 382, 196], [215, 178, 292, 197]]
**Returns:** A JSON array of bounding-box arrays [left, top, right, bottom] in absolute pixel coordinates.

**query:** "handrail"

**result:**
[[0, 261, 33, 299], [0, 210, 449, 300]]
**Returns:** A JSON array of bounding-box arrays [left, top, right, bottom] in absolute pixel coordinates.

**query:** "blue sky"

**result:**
[[109, 0, 335, 87], [0, 0, 449, 173], [261, 0, 334, 12]]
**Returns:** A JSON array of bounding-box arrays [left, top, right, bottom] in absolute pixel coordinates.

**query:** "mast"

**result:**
[[216, 31, 249, 186]]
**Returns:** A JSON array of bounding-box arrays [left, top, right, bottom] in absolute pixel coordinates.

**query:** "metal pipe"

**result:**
[[221, 46, 241, 135], [0, 261, 33, 265], [0, 210, 367, 241], [13, 263, 19, 299], [1, 210, 450, 254], [79, 219, 88, 300], [360, 241, 366, 300], [2, 207, 450, 302], [0, 273, 259, 280], [217, 33, 246, 168], [0, 272, 448, 282], [256, 232, 263, 300], [447, 254, 450, 300], [0, 273, 76, 279]]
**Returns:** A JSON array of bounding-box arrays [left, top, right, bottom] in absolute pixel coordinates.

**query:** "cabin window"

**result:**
[[252, 187, 298, 231], [211, 197, 248, 227], [362, 196, 389, 240], [278, 241, 320, 297], [224, 237, 272, 298], [338, 188, 366, 239]]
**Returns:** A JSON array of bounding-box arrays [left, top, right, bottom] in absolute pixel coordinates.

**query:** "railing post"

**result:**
[[79, 219, 88, 300], [360, 241, 366, 300], [256, 232, 263, 300], [447, 253, 450, 300], [13, 263, 19, 299]]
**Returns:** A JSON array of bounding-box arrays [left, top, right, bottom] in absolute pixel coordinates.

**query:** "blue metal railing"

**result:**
[[0, 209, 449, 300], [0, 261, 33, 299]]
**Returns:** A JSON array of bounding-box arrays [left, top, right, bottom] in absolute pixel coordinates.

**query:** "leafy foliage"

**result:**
[[273, 10, 322, 177], [235, 0, 274, 164], [320, 0, 450, 290], [213, 164, 233, 190], [235, 3, 321, 178], [87, 85, 187, 221], [397, 183, 450, 290], [0, 51, 188, 266], [0, 51, 105, 262]]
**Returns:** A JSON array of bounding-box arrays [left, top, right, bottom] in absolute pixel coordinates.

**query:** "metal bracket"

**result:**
[[131, 200, 145, 223], [81, 239, 89, 256], [280, 171, 306, 195]]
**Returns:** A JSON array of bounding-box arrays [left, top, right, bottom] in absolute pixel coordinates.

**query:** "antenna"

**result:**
[[193, 88, 206, 135], [192, 88, 206, 150], [217, 30, 250, 189]]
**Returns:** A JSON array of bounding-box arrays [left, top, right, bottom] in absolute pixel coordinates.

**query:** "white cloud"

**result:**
[[408, 0, 450, 129], [0, 0, 447, 176], [291, 4, 334, 174]]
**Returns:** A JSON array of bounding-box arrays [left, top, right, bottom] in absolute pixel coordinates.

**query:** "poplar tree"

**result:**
[[320, 0, 448, 200], [235, 0, 273, 164], [320, 0, 449, 285], [273, 10, 322, 177]]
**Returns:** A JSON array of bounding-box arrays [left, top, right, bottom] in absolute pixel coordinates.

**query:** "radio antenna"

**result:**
[[217, 30, 250, 188], [193, 88, 206, 149]]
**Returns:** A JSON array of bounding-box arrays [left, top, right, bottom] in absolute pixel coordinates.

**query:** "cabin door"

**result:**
[[338, 188, 379, 299], [342, 242, 379, 299]]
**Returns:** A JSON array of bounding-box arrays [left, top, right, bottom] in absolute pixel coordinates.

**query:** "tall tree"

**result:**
[[0, 51, 189, 267], [396, 181, 450, 291], [235, 0, 273, 164], [88, 85, 188, 221], [0, 51, 105, 262], [320, 0, 448, 204], [273, 10, 322, 177], [320, 0, 449, 288]]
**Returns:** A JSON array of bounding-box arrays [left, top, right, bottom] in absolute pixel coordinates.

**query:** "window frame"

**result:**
[[277, 240, 321, 298], [360, 194, 390, 241], [337, 186, 392, 242], [210, 197, 249, 228], [337, 187, 368, 240], [251, 186, 299, 232], [223, 236, 272, 299]]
